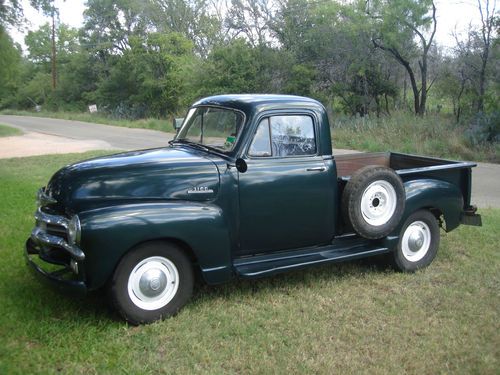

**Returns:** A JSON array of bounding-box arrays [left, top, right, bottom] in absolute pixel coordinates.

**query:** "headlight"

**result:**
[[67, 215, 81, 245]]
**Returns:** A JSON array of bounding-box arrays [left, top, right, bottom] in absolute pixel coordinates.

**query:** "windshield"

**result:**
[[176, 106, 244, 153]]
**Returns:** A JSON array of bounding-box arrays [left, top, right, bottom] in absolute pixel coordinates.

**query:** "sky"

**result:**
[[9, 0, 490, 51]]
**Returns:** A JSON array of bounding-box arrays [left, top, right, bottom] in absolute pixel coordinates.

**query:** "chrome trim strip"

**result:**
[[30, 227, 85, 261], [306, 167, 326, 172], [187, 189, 214, 194], [34, 208, 69, 229], [395, 162, 477, 175]]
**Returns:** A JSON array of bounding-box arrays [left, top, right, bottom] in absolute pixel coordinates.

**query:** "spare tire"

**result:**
[[341, 165, 405, 239]]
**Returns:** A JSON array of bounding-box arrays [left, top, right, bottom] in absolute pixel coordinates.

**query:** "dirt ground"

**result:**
[[0, 132, 113, 159]]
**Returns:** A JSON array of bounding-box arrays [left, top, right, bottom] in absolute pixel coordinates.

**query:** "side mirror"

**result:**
[[173, 118, 184, 133], [235, 158, 247, 173]]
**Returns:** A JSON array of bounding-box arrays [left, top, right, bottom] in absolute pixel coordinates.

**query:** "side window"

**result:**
[[248, 118, 272, 157], [270, 115, 316, 157], [248, 115, 316, 158]]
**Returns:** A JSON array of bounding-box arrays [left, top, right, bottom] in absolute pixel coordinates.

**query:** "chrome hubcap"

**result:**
[[401, 221, 431, 262], [361, 180, 397, 226], [139, 268, 167, 297], [127, 256, 179, 311]]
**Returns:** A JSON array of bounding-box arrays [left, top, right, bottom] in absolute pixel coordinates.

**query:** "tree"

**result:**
[[91, 32, 194, 117], [368, 0, 437, 116], [20, 22, 85, 110], [434, 53, 473, 123], [273, 0, 397, 116], [148, 0, 222, 56], [0, 0, 23, 27], [450, 0, 498, 117], [196, 39, 260, 95], [0, 28, 21, 107], [476, 0, 497, 111], [25, 23, 79, 68], [225, 0, 275, 47]]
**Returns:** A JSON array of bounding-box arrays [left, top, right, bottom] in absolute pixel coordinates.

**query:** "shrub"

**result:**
[[466, 111, 500, 146]]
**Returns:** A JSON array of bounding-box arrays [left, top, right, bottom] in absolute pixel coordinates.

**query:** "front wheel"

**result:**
[[392, 210, 440, 272], [110, 241, 194, 325]]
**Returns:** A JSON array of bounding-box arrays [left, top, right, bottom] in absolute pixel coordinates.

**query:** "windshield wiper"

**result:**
[[168, 139, 183, 146], [169, 138, 210, 152], [169, 138, 229, 156]]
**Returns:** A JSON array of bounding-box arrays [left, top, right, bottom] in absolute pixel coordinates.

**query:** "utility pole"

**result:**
[[51, 9, 56, 90]]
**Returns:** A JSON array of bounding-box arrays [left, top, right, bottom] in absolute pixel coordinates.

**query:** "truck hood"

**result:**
[[45, 146, 221, 213]]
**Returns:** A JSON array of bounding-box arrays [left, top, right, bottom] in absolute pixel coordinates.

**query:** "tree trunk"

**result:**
[[456, 78, 466, 124], [418, 58, 427, 116], [403, 79, 407, 110], [403, 63, 420, 115], [477, 57, 487, 112]]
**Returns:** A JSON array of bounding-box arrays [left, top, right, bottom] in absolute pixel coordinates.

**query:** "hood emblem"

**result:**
[[187, 186, 214, 194]]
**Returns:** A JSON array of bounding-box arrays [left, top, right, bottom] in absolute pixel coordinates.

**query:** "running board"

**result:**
[[233, 237, 391, 279]]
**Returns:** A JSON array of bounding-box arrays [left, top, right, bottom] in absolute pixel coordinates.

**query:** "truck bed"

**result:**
[[335, 152, 477, 210], [335, 152, 476, 179]]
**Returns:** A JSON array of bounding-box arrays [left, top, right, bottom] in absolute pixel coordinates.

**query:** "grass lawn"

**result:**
[[0, 124, 22, 137], [0, 152, 498, 374]]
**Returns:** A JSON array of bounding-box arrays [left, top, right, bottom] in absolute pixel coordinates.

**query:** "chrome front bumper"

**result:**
[[31, 213, 85, 261], [25, 205, 87, 294], [25, 239, 87, 295]]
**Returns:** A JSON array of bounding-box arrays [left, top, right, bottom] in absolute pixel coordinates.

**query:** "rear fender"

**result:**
[[79, 202, 232, 290], [399, 178, 464, 233]]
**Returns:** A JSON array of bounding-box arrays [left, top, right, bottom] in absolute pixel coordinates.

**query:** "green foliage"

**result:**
[[283, 64, 316, 96], [16, 71, 52, 107], [0, 28, 21, 107], [0, 0, 497, 139], [274, 0, 399, 116], [332, 111, 500, 163], [199, 39, 260, 95], [466, 111, 500, 146], [0, 0, 23, 27], [91, 32, 195, 118]]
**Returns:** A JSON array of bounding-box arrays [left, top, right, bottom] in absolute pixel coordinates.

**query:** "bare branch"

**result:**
[[427, 1, 437, 51], [427, 75, 437, 92]]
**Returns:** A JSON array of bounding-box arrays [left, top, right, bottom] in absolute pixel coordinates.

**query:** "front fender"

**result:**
[[79, 202, 232, 290], [399, 178, 464, 233]]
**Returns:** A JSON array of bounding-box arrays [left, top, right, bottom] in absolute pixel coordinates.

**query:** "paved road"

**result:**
[[0, 115, 175, 150], [1, 115, 498, 208]]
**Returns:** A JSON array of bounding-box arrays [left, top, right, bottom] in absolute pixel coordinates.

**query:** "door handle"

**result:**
[[306, 167, 326, 172]]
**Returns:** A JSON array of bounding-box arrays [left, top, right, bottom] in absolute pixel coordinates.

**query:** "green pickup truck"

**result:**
[[26, 95, 482, 324]]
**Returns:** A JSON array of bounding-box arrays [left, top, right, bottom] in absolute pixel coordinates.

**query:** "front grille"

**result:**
[[46, 223, 69, 241], [34, 206, 72, 265], [36, 208, 70, 242]]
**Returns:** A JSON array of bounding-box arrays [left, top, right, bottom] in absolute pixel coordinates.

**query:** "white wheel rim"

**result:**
[[127, 256, 179, 311], [360, 180, 397, 226], [401, 221, 431, 262]]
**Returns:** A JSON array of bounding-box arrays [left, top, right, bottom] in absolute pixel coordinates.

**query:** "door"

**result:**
[[237, 114, 334, 256]]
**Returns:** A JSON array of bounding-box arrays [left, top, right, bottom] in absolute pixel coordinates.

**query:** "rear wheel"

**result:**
[[110, 241, 194, 325], [392, 210, 440, 272]]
